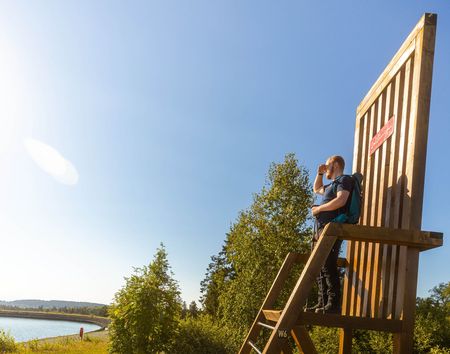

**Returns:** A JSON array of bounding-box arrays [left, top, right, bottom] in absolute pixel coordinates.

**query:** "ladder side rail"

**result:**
[[239, 252, 306, 354], [263, 224, 338, 353]]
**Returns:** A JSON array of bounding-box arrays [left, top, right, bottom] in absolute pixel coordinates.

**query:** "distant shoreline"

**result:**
[[0, 309, 110, 329]]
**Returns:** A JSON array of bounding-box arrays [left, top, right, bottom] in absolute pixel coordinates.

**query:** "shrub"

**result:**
[[170, 315, 235, 354], [109, 244, 181, 354], [0, 330, 17, 352]]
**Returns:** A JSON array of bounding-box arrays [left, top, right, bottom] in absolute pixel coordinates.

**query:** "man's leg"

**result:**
[[317, 239, 343, 313], [305, 269, 328, 312], [305, 228, 328, 312]]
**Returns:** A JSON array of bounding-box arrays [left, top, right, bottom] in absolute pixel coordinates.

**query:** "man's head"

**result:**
[[325, 155, 345, 180]]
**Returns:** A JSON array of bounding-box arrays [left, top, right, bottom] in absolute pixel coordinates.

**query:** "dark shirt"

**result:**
[[316, 175, 353, 228]]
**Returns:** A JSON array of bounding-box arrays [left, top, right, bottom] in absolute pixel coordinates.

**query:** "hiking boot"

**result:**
[[304, 303, 323, 312], [314, 302, 341, 314]]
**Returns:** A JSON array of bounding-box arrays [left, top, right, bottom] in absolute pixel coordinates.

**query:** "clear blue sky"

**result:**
[[0, 1, 448, 305]]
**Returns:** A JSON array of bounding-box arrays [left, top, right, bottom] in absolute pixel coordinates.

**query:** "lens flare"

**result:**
[[24, 138, 79, 186]]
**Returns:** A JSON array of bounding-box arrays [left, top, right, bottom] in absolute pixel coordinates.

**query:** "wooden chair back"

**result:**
[[341, 13, 437, 320]]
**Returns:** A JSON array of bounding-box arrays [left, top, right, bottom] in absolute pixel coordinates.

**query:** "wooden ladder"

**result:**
[[239, 223, 443, 354], [239, 226, 339, 354]]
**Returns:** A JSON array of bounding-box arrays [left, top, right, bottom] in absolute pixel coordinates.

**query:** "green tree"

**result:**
[[108, 244, 181, 354], [188, 301, 199, 318], [201, 153, 313, 345], [200, 246, 234, 317], [414, 282, 450, 353]]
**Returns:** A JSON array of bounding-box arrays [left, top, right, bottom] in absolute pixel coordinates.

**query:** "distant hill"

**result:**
[[0, 299, 106, 309]]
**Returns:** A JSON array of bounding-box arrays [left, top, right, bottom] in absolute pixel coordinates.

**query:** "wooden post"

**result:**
[[339, 328, 352, 354], [291, 326, 317, 354]]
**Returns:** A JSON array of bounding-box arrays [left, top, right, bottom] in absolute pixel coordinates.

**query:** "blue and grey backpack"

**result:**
[[332, 172, 363, 224]]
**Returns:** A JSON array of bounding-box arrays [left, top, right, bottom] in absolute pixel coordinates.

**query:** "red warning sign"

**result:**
[[369, 115, 395, 155]]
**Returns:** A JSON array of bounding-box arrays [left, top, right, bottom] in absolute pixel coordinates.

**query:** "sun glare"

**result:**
[[24, 138, 79, 186]]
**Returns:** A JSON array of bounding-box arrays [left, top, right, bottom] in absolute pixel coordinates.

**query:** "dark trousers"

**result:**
[[313, 228, 342, 307]]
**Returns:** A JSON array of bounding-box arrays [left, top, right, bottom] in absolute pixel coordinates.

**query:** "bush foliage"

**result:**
[[108, 244, 181, 354]]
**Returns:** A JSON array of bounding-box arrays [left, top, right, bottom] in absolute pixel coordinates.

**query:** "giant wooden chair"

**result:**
[[239, 13, 443, 354]]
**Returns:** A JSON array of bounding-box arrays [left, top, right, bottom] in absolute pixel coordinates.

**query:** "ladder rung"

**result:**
[[257, 321, 275, 330], [248, 340, 262, 354], [263, 309, 282, 322]]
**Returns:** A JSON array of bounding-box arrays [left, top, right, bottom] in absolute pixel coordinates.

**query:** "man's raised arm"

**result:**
[[313, 164, 327, 195]]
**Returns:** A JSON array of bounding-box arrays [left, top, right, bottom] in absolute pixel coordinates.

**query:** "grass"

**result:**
[[15, 330, 109, 354]]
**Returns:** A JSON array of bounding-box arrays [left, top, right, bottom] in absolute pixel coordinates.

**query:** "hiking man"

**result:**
[[306, 155, 353, 314]]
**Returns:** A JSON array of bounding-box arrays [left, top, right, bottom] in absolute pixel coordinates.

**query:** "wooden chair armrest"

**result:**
[[321, 223, 443, 251]]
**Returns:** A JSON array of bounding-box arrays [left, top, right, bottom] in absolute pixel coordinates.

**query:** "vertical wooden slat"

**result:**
[[349, 110, 369, 316], [343, 106, 367, 317], [355, 241, 367, 317], [378, 243, 392, 318], [383, 64, 406, 319], [357, 101, 377, 316], [403, 14, 437, 231], [349, 241, 360, 316], [387, 245, 399, 319], [371, 83, 394, 318], [342, 240, 355, 316], [363, 92, 385, 317], [392, 57, 414, 319]]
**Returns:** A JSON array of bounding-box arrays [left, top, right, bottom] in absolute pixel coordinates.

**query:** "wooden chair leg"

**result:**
[[291, 326, 317, 354], [393, 248, 419, 354], [393, 332, 413, 354], [280, 341, 293, 354], [339, 327, 352, 354]]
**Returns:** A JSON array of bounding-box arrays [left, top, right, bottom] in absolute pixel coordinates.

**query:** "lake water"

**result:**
[[0, 317, 101, 342]]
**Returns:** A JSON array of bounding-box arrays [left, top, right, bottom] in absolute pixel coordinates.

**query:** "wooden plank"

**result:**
[[381, 68, 404, 321], [362, 81, 386, 318], [363, 104, 377, 225], [379, 243, 392, 318], [263, 310, 282, 323], [372, 83, 394, 318], [393, 59, 412, 229], [239, 253, 302, 354], [265, 311, 403, 333], [350, 109, 371, 319], [325, 223, 443, 249], [355, 241, 367, 317], [341, 241, 355, 316], [358, 40, 415, 118], [393, 249, 420, 353], [367, 93, 387, 319], [404, 14, 437, 230], [357, 104, 377, 317], [385, 70, 404, 228], [300, 312, 402, 332], [361, 242, 373, 317], [339, 328, 353, 354], [356, 14, 433, 116], [358, 103, 379, 316], [359, 112, 369, 221], [400, 54, 416, 229], [291, 326, 317, 354], [281, 341, 293, 354], [349, 241, 360, 316], [353, 96, 365, 174], [370, 95, 384, 226], [394, 246, 408, 319], [386, 245, 399, 319], [390, 58, 413, 321], [386, 63, 408, 320], [394, 17, 436, 351], [263, 227, 338, 353]]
